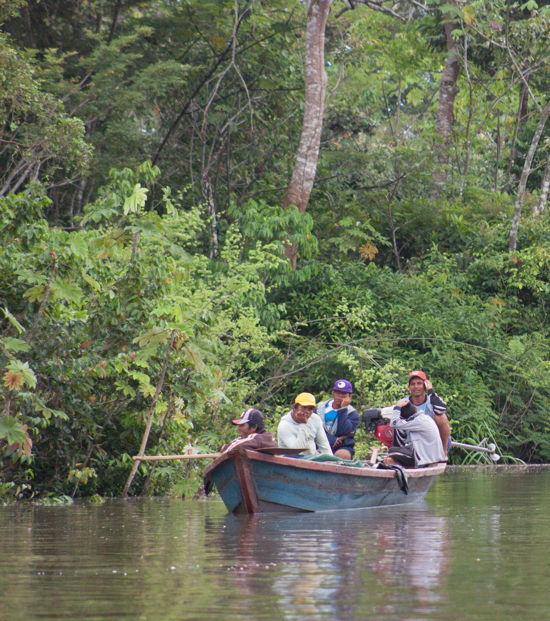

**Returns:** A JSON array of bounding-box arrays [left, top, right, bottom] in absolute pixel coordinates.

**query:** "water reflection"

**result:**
[[2, 468, 550, 620], [211, 503, 450, 620]]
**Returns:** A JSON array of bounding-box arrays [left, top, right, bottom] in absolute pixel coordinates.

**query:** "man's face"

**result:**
[[408, 377, 426, 398], [292, 404, 314, 424], [332, 390, 351, 409], [237, 422, 255, 437]]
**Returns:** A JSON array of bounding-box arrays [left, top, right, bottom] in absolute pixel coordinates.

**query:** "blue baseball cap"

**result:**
[[332, 379, 353, 393]]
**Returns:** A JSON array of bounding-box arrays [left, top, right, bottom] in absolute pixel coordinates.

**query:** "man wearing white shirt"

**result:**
[[383, 399, 446, 467], [277, 392, 332, 456]]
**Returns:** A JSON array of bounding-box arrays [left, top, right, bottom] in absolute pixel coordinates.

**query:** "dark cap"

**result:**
[[332, 379, 353, 393], [232, 408, 264, 428]]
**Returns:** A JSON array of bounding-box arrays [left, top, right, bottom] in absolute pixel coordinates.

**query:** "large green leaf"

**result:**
[[6, 360, 37, 389], [123, 184, 148, 215], [1, 337, 30, 353], [0, 416, 26, 444]]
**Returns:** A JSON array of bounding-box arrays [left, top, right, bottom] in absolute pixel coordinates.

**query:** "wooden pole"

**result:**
[[369, 446, 380, 466], [122, 329, 177, 497], [132, 453, 221, 461]]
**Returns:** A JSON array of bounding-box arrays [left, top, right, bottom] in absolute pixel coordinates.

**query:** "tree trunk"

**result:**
[[508, 100, 550, 251], [283, 0, 332, 267], [504, 77, 530, 190], [433, 14, 460, 190], [533, 155, 550, 217]]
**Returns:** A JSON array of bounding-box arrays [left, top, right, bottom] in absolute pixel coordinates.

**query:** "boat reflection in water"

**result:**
[[209, 502, 449, 619]]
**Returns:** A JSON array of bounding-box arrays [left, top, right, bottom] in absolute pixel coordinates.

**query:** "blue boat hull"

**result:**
[[205, 450, 445, 514]]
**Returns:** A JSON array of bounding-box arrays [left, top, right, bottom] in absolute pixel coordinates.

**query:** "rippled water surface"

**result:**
[[1, 466, 549, 620]]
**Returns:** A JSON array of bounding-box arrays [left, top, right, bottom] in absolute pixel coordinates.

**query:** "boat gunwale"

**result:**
[[205, 448, 446, 479]]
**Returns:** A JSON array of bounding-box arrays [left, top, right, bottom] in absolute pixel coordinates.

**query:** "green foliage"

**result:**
[[0, 34, 91, 196], [0, 167, 288, 497], [0, 1, 548, 500]]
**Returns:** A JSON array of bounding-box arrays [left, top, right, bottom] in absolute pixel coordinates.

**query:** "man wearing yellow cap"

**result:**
[[277, 393, 332, 456]]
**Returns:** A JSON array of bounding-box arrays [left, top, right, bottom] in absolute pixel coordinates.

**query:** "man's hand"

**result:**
[[424, 379, 433, 391], [341, 393, 352, 408], [397, 398, 410, 408], [333, 437, 344, 447]]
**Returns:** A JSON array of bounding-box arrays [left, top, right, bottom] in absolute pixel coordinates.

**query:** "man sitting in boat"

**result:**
[[396, 370, 451, 456], [383, 400, 446, 468], [277, 393, 332, 456], [221, 408, 277, 453], [316, 379, 360, 459]]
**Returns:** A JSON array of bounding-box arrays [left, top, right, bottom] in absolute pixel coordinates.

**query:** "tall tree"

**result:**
[[533, 154, 550, 217], [433, 1, 460, 189], [509, 99, 550, 250], [283, 0, 333, 266]]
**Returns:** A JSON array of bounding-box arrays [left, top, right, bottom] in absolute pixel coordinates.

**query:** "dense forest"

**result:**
[[1, 0, 548, 500]]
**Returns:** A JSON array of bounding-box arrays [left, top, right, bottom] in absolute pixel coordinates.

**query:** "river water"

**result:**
[[1, 466, 549, 621]]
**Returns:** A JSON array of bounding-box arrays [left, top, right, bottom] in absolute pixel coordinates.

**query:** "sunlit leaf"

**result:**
[[5, 360, 36, 389], [1, 337, 30, 353], [2, 308, 25, 334], [123, 184, 148, 215]]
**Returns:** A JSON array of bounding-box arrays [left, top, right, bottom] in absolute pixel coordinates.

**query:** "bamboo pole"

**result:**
[[122, 329, 177, 496], [132, 453, 221, 461]]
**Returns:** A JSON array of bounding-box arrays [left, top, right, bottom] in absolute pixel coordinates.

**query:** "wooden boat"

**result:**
[[204, 448, 446, 514]]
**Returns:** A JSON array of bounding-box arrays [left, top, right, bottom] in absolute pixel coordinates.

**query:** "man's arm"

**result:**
[[391, 416, 424, 432], [424, 379, 447, 413], [277, 419, 309, 449], [428, 389, 447, 416], [434, 413, 451, 455], [425, 382, 450, 453], [333, 408, 360, 447], [336, 407, 360, 435], [312, 415, 333, 454]]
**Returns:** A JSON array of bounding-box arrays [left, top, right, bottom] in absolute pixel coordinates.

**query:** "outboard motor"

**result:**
[[362, 408, 394, 448]]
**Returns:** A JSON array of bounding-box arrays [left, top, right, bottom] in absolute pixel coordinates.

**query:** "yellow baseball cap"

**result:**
[[294, 392, 316, 407]]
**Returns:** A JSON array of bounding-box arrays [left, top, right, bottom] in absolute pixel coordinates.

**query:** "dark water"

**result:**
[[1, 467, 549, 621]]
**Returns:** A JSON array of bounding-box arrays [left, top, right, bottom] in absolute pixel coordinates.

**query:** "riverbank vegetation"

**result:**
[[1, 1, 548, 499]]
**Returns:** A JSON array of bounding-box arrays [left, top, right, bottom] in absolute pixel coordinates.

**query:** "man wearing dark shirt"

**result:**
[[317, 379, 360, 459], [221, 408, 276, 453]]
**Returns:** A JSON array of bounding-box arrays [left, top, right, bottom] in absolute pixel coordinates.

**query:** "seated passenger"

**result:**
[[277, 392, 332, 456], [383, 399, 446, 468], [317, 379, 360, 459], [221, 408, 276, 453], [399, 370, 451, 455]]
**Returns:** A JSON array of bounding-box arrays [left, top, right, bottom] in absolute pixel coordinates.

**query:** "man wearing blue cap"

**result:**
[[317, 379, 360, 459]]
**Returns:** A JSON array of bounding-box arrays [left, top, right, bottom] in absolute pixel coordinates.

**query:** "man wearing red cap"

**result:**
[[221, 408, 276, 453], [403, 371, 450, 455]]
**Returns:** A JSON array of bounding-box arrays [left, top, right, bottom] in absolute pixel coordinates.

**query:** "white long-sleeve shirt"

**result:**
[[389, 410, 446, 466], [277, 412, 332, 456]]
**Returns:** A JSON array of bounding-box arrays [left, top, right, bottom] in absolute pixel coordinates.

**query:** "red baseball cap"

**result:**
[[408, 370, 428, 383]]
